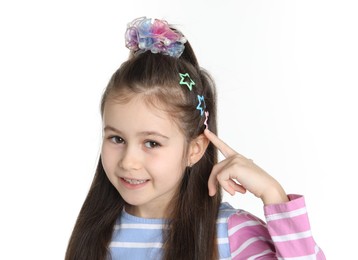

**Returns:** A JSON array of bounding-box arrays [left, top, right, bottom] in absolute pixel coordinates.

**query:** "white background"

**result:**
[[1, 0, 357, 259]]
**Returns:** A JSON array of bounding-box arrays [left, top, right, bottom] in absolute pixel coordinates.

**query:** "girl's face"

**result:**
[[101, 94, 187, 218]]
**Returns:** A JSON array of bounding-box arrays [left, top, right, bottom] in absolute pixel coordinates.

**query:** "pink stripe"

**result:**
[[229, 224, 270, 248], [267, 213, 311, 236], [274, 236, 317, 258], [264, 194, 305, 215], [229, 211, 266, 227], [228, 213, 274, 258], [227, 195, 326, 259], [231, 238, 275, 259]]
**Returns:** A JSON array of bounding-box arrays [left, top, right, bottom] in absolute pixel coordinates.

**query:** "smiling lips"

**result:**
[[121, 177, 148, 185]]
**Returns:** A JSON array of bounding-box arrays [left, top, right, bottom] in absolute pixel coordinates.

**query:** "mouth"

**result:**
[[121, 177, 149, 185]]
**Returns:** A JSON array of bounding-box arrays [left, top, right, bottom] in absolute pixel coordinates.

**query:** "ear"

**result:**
[[187, 134, 210, 166]]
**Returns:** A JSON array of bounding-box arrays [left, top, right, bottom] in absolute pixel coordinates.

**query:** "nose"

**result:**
[[119, 145, 142, 171]]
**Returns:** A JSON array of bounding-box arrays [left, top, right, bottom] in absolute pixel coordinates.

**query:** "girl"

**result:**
[[65, 17, 325, 259]]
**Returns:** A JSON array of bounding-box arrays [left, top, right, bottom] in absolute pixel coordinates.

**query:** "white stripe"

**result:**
[[231, 236, 271, 258], [109, 242, 163, 248], [277, 244, 321, 260], [220, 208, 239, 213], [114, 223, 166, 230], [228, 220, 264, 236], [219, 257, 232, 260], [217, 237, 229, 244], [277, 252, 317, 260], [271, 230, 312, 242], [266, 207, 307, 222], [217, 217, 228, 223], [247, 249, 273, 259]]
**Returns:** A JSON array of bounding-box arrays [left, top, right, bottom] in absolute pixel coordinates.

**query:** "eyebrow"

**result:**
[[103, 125, 169, 139]]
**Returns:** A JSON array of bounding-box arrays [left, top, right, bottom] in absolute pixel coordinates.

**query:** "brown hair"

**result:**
[[65, 38, 222, 260]]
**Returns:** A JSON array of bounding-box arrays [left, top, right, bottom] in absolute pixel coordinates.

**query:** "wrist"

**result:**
[[260, 183, 289, 205]]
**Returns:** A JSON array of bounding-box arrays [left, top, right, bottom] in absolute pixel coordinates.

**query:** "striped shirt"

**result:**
[[108, 194, 325, 259]]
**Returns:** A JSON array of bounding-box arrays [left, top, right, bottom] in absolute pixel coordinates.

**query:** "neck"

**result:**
[[125, 203, 169, 219]]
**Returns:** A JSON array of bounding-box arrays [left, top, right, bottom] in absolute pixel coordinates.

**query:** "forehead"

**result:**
[[102, 95, 181, 136]]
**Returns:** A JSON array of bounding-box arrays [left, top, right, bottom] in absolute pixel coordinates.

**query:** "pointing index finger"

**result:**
[[204, 129, 239, 158]]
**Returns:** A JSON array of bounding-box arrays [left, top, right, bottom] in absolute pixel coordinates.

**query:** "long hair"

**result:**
[[65, 39, 222, 260]]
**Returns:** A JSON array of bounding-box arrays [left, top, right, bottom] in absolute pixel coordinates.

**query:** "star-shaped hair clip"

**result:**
[[204, 111, 209, 129], [196, 95, 206, 116], [179, 73, 195, 91]]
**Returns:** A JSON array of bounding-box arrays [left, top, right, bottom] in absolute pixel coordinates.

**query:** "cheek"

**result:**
[[151, 147, 186, 173], [101, 144, 116, 174]]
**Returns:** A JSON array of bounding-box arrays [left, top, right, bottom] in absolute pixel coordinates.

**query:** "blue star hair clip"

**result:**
[[179, 73, 196, 91], [196, 95, 206, 116]]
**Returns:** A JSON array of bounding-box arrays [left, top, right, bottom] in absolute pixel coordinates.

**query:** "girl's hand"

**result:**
[[204, 129, 289, 205]]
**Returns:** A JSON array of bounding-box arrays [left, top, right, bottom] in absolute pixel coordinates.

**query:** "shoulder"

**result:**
[[217, 202, 267, 235], [218, 202, 267, 231], [217, 202, 275, 259], [221, 202, 270, 241], [218, 202, 240, 219]]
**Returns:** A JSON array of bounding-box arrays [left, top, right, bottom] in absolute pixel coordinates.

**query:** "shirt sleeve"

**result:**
[[228, 194, 326, 259]]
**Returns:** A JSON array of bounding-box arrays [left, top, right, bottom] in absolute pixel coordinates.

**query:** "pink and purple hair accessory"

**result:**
[[125, 17, 187, 58]]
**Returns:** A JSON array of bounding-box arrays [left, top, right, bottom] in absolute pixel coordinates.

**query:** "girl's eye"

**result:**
[[144, 141, 161, 149], [109, 136, 124, 144]]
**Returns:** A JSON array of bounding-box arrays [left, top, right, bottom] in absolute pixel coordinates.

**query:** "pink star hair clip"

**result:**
[[204, 111, 209, 129]]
